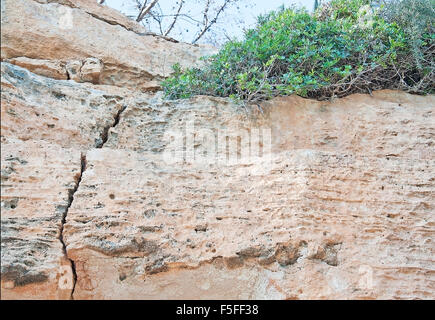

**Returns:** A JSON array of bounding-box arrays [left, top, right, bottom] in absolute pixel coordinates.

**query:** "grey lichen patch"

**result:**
[[1, 156, 28, 182], [1, 218, 56, 281], [85, 237, 159, 257], [51, 91, 66, 100], [194, 224, 208, 232], [138, 225, 162, 233], [1, 167, 15, 182], [236, 245, 267, 258], [143, 209, 157, 218], [1, 198, 19, 210], [4, 156, 28, 165], [1, 265, 48, 287]]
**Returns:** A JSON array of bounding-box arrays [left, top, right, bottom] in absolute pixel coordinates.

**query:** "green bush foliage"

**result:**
[[162, 0, 434, 103]]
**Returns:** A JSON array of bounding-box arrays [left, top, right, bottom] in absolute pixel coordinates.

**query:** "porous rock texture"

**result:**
[[1, 0, 216, 90], [1, 0, 434, 300]]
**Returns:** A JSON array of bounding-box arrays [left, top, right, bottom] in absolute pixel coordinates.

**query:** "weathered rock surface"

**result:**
[[0, 62, 137, 299], [63, 92, 435, 299], [1, 0, 216, 90], [4, 57, 68, 80], [1, 138, 80, 299], [1, 0, 434, 300], [1, 63, 128, 149], [33, 0, 148, 34]]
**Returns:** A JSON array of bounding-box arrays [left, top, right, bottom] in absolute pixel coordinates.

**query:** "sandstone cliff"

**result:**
[[1, 0, 434, 300]]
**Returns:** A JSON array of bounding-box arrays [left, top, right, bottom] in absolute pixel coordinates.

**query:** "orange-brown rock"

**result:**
[[1, 0, 217, 90], [1, 61, 133, 299], [4, 57, 68, 80], [1, 0, 434, 301], [60, 92, 434, 299]]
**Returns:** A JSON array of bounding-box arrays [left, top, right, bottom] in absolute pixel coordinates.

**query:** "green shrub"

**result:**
[[162, 0, 434, 103], [379, 0, 434, 86]]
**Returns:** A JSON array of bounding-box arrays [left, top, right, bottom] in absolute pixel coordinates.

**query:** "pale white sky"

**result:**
[[104, 0, 317, 45]]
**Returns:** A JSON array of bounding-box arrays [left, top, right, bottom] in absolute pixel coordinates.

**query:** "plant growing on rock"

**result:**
[[162, 0, 434, 103]]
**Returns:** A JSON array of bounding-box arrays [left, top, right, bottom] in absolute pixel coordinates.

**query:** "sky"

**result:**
[[104, 0, 318, 45]]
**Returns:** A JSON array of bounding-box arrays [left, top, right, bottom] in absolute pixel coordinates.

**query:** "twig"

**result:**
[[164, 0, 185, 37], [192, 0, 231, 44], [136, 0, 159, 22]]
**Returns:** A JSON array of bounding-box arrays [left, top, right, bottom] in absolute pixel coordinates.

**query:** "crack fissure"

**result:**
[[58, 154, 86, 300], [57, 102, 127, 299], [97, 104, 127, 148]]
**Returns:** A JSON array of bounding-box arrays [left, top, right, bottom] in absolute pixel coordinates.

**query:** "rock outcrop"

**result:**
[[1, 0, 434, 300], [1, 0, 216, 90]]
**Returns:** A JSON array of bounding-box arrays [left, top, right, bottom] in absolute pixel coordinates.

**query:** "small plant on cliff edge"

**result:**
[[162, 0, 434, 104]]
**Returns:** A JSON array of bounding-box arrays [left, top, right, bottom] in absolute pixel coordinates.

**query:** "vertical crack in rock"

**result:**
[[96, 104, 127, 148], [58, 103, 127, 298], [58, 154, 87, 300]]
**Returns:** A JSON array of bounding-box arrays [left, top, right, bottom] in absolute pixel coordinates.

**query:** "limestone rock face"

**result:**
[[62, 92, 435, 300], [33, 0, 148, 34], [65, 60, 83, 82], [1, 63, 126, 150], [0, 61, 131, 299], [79, 58, 103, 84], [1, 0, 434, 300], [4, 57, 68, 80], [1, 0, 217, 90]]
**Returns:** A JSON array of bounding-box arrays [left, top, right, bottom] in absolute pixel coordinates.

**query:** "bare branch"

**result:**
[[164, 0, 185, 37], [148, 10, 164, 34], [129, 0, 241, 45], [203, 0, 211, 27], [136, 0, 159, 22], [192, 0, 232, 44], [134, 0, 146, 10]]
